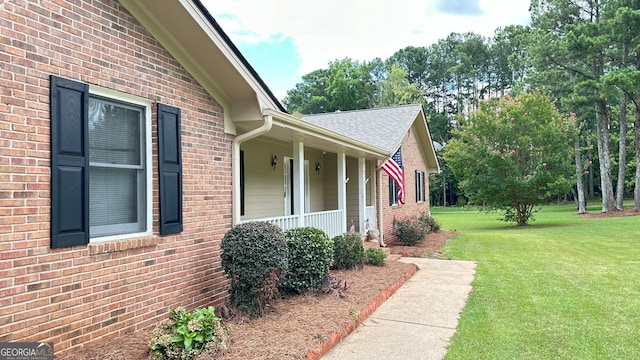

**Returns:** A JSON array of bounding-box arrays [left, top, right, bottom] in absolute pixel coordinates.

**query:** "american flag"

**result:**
[[381, 147, 405, 204]]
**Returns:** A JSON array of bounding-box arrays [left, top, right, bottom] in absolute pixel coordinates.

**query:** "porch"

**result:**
[[238, 137, 379, 239]]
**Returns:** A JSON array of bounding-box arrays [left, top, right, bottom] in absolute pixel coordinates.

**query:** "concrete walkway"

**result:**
[[321, 258, 476, 360]]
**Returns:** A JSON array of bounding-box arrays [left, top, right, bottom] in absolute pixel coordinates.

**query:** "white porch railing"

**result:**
[[304, 209, 343, 239], [241, 214, 298, 232], [241, 210, 344, 239], [365, 206, 376, 230]]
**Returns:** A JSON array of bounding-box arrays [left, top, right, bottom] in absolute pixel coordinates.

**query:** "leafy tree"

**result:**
[[283, 58, 376, 113], [282, 69, 331, 114], [601, 0, 640, 210], [530, 0, 617, 212], [376, 65, 423, 107], [489, 25, 533, 95], [444, 91, 576, 225]]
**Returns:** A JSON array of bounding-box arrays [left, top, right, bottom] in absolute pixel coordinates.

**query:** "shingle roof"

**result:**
[[302, 104, 422, 154]]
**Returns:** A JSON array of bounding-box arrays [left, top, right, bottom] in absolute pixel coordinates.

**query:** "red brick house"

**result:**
[[0, 0, 438, 355], [302, 106, 440, 242]]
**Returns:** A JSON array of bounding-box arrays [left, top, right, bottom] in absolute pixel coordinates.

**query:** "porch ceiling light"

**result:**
[[271, 155, 278, 170]]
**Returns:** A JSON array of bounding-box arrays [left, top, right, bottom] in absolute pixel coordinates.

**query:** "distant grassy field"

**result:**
[[431, 204, 640, 360]]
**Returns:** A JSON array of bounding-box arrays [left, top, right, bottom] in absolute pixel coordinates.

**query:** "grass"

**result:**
[[431, 204, 640, 360]]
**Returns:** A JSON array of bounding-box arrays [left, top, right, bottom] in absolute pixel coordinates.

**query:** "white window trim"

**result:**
[[88, 85, 153, 242]]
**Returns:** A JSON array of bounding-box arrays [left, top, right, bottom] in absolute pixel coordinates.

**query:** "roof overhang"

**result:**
[[117, 0, 285, 134], [413, 109, 441, 173], [235, 109, 389, 161]]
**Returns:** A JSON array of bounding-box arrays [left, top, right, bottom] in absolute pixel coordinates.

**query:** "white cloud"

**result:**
[[204, 0, 530, 79]]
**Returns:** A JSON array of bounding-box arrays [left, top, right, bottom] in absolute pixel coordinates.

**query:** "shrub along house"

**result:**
[[0, 0, 438, 355]]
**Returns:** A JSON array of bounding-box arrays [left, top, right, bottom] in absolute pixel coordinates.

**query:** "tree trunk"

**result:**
[[588, 150, 595, 198], [616, 43, 629, 210], [616, 94, 627, 210], [635, 101, 640, 211], [595, 99, 615, 212], [575, 136, 587, 214]]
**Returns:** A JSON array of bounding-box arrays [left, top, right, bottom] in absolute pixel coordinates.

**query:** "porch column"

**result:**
[[337, 152, 347, 233], [293, 141, 305, 227], [377, 164, 385, 246], [358, 157, 366, 235], [369, 161, 377, 229]]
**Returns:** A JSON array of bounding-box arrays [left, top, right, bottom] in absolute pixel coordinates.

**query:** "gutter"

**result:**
[[231, 113, 273, 225]]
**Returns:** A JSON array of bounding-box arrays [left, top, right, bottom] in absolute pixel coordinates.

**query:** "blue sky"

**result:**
[[203, 0, 531, 101]]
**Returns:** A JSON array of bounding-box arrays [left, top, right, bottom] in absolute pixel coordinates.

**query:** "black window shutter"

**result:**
[[415, 170, 419, 202], [157, 103, 183, 235], [50, 76, 89, 248], [420, 171, 427, 201]]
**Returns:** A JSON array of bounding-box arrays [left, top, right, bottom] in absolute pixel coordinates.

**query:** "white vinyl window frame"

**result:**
[[88, 85, 153, 242]]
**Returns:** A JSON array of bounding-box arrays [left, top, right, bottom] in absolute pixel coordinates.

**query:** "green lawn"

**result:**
[[431, 205, 640, 360]]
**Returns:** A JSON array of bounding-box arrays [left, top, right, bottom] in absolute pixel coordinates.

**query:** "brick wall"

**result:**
[[0, 0, 232, 354], [379, 126, 431, 241]]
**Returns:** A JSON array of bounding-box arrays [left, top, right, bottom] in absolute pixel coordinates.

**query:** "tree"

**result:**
[[601, 0, 640, 211], [444, 91, 576, 225], [490, 25, 533, 95], [530, 0, 616, 212], [376, 65, 423, 107], [283, 58, 376, 114]]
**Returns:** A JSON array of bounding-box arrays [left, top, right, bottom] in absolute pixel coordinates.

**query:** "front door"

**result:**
[[284, 158, 310, 216]]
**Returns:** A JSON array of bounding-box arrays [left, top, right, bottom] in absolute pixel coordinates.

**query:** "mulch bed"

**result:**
[[578, 207, 639, 219], [57, 231, 459, 360]]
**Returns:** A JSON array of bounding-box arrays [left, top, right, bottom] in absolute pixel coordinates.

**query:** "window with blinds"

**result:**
[[88, 97, 146, 236]]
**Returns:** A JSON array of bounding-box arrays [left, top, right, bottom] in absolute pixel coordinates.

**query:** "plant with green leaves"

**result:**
[[220, 222, 288, 317], [148, 306, 228, 360], [393, 216, 427, 245], [418, 211, 441, 233], [444, 91, 576, 225], [364, 248, 387, 266], [332, 233, 365, 270], [281, 227, 334, 294]]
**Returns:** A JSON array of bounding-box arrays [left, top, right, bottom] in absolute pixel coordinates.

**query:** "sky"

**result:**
[[202, 0, 532, 101]]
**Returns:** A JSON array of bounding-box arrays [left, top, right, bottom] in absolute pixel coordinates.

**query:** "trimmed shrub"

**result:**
[[220, 222, 288, 317], [281, 227, 334, 294], [364, 248, 387, 266], [393, 216, 427, 245], [332, 233, 365, 270], [417, 211, 441, 233], [148, 306, 228, 360]]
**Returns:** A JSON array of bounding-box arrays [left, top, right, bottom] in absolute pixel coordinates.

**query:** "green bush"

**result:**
[[364, 248, 387, 266], [332, 233, 364, 270], [148, 306, 228, 360], [393, 216, 427, 245], [417, 211, 441, 233], [457, 196, 468, 207], [281, 227, 334, 294], [220, 222, 288, 317]]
